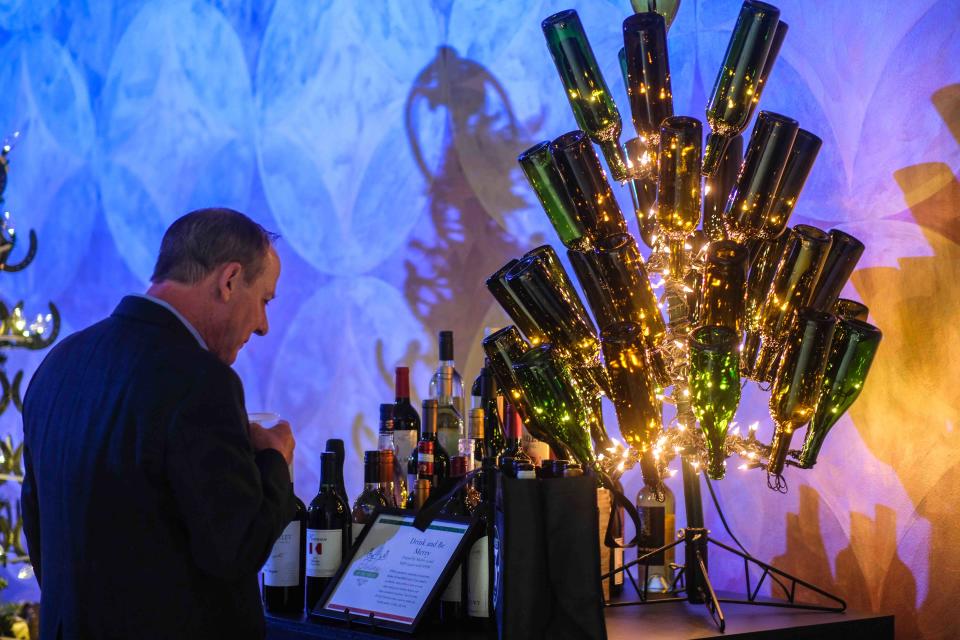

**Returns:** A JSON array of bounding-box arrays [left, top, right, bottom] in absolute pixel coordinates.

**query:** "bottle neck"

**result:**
[[395, 368, 411, 400]]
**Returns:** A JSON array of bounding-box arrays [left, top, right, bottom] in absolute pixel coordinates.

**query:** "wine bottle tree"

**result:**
[[0, 131, 60, 589]]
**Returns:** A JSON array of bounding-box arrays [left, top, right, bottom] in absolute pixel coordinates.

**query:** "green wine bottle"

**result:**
[[763, 129, 821, 240], [689, 325, 741, 480], [798, 318, 881, 468], [519, 141, 586, 249], [512, 344, 596, 467], [702, 0, 781, 176], [768, 308, 837, 476], [724, 111, 799, 243], [550, 130, 629, 244], [542, 10, 631, 181], [753, 225, 832, 382]]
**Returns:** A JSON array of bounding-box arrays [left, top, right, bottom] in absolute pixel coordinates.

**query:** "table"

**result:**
[[266, 595, 893, 639]]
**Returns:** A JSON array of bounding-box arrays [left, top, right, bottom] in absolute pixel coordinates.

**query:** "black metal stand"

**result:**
[[603, 458, 846, 633]]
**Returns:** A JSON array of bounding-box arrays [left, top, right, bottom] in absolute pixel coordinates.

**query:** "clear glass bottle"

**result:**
[[635, 483, 676, 593], [429, 330, 464, 416], [435, 364, 465, 463]]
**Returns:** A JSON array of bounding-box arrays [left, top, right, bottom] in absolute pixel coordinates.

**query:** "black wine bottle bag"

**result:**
[[493, 476, 550, 639], [540, 475, 607, 640]]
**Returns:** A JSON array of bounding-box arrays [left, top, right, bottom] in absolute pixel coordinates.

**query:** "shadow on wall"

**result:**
[[771, 486, 920, 637], [774, 83, 960, 639], [402, 45, 539, 369]]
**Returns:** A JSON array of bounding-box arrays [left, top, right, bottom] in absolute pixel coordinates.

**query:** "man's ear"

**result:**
[[217, 262, 244, 301]]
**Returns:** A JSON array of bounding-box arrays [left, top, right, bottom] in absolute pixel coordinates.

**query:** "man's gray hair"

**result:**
[[150, 208, 279, 285]]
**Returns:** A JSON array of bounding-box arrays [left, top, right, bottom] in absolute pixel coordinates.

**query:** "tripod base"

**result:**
[[604, 528, 846, 633]]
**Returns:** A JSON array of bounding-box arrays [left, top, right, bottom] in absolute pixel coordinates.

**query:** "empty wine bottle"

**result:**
[[808, 229, 864, 312], [741, 234, 789, 379], [833, 298, 869, 322], [688, 326, 741, 480], [306, 452, 351, 611], [485, 259, 548, 346], [550, 130, 630, 245], [657, 116, 703, 276], [798, 318, 881, 468], [768, 309, 838, 476], [703, 135, 744, 241], [763, 129, 821, 239], [633, 0, 681, 30], [542, 10, 631, 181], [262, 459, 306, 614], [724, 111, 799, 243], [519, 141, 586, 249], [702, 1, 782, 176], [622, 12, 673, 146], [753, 225, 833, 382], [624, 137, 659, 248], [699, 240, 749, 334]]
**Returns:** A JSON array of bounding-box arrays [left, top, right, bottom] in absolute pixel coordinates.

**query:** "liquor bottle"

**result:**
[[393, 366, 421, 503], [379, 448, 399, 508], [429, 330, 465, 416], [262, 460, 306, 614], [635, 483, 675, 593], [439, 456, 470, 625], [351, 451, 389, 543], [306, 452, 351, 611], [478, 361, 505, 462], [466, 408, 485, 471], [324, 439, 349, 509], [466, 457, 496, 628], [435, 364, 465, 466], [415, 399, 449, 490]]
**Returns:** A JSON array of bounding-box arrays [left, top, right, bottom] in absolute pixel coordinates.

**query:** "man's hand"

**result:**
[[249, 420, 295, 465]]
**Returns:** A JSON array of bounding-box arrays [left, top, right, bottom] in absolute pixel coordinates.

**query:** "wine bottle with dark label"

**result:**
[[439, 456, 469, 626], [262, 461, 306, 614], [393, 366, 421, 505], [351, 451, 389, 544], [306, 452, 351, 611]]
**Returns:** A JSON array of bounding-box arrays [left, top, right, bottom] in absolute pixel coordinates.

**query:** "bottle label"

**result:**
[[263, 520, 301, 587], [395, 430, 418, 474], [637, 505, 666, 565], [468, 536, 489, 617], [442, 565, 463, 602], [417, 442, 434, 477], [306, 528, 343, 578]]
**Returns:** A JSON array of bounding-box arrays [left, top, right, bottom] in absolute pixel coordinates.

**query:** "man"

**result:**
[[21, 208, 296, 639]]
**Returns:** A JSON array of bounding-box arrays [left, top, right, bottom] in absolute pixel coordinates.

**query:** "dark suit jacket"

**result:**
[[21, 296, 295, 639]]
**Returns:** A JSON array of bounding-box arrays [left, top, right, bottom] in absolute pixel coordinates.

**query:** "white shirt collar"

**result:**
[[132, 293, 208, 350]]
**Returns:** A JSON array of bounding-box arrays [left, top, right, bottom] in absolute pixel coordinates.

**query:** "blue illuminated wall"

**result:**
[[0, 1, 957, 636]]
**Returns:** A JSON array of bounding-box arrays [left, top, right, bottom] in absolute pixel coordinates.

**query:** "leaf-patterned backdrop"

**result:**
[[0, 1, 957, 637]]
